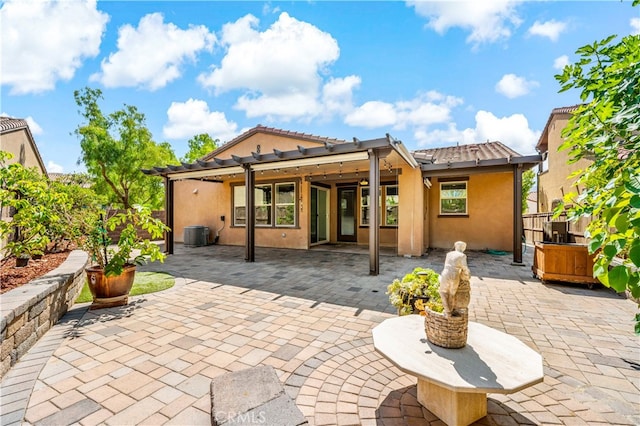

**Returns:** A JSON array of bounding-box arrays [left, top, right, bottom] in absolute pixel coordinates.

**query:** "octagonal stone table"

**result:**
[[372, 315, 544, 426]]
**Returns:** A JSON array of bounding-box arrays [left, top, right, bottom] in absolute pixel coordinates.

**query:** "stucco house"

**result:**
[[145, 126, 540, 274], [536, 105, 591, 212], [0, 117, 49, 257]]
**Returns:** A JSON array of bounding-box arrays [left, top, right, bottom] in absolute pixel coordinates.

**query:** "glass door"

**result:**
[[337, 187, 357, 242], [311, 186, 329, 244]]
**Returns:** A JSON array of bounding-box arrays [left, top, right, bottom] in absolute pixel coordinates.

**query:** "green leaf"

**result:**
[[589, 234, 605, 253], [629, 243, 640, 268], [625, 174, 640, 194], [608, 266, 630, 292], [631, 195, 640, 209]]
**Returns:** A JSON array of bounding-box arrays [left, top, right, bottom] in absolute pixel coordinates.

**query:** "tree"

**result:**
[[522, 169, 536, 213], [556, 5, 639, 333], [74, 87, 178, 209], [182, 133, 218, 163]]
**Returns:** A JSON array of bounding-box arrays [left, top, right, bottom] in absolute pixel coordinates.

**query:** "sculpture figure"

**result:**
[[439, 241, 471, 316]]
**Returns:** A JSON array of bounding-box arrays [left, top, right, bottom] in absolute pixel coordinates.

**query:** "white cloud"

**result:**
[[415, 110, 540, 155], [322, 76, 362, 116], [0, 113, 43, 135], [345, 91, 463, 130], [163, 98, 238, 143], [527, 20, 567, 42], [345, 101, 398, 128], [47, 161, 64, 173], [198, 12, 342, 121], [553, 55, 570, 70], [91, 13, 215, 90], [631, 17, 640, 35], [0, 0, 108, 95], [24, 116, 43, 135], [407, 0, 522, 47], [495, 74, 539, 98]]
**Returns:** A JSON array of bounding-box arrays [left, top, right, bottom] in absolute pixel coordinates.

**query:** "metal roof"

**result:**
[[144, 131, 417, 179]]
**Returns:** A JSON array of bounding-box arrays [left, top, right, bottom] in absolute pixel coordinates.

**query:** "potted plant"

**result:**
[[386, 267, 442, 315], [77, 205, 169, 309]]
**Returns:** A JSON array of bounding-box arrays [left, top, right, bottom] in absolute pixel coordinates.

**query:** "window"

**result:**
[[233, 182, 297, 227], [440, 181, 467, 215], [360, 185, 398, 227], [233, 186, 246, 226], [255, 184, 272, 226], [275, 183, 295, 226], [385, 185, 399, 226]]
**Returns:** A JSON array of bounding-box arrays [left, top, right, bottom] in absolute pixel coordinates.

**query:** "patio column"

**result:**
[[245, 165, 255, 262], [513, 164, 524, 265], [369, 149, 380, 275], [164, 177, 174, 255]]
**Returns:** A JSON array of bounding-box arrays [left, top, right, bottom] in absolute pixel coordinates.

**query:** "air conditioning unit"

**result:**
[[184, 225, 209, 247]]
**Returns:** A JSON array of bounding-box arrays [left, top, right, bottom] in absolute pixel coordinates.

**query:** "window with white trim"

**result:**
[[440, 181, 467, 215], [233, 182, 297, 227], [275, 183, 295, 226], [360, 185, 398, 227]]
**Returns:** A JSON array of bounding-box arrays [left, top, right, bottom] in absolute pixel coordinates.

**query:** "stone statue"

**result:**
[[439, 241, 471, 317]]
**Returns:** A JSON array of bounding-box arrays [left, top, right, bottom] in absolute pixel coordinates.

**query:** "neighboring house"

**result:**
[[0, 117, 49, 257], [536, 105, 591, 212], [145, 125, 540, 274], [0, 117, 47, 174]]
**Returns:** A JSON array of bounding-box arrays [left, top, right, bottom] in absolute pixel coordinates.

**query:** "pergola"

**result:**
[[143, 134, 418, 276]]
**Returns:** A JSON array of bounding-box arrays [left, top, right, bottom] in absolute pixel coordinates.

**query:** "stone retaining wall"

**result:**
[[0, 250, 88, 379]]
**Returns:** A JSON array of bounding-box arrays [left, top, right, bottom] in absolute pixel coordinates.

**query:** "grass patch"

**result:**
[[75, 272, 175, 303]]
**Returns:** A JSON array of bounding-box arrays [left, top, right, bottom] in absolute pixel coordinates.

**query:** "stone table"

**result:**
[[372, 315, 544, 426]]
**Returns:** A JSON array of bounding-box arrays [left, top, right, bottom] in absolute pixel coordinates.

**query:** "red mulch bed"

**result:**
[[1, 251, 71, 294]]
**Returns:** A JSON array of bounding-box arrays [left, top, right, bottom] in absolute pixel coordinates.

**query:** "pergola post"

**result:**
[[513, 164, 524, 265], [369, 149, 380, 275], [164, 177, 174, 255], [245, 165, 255, 262]]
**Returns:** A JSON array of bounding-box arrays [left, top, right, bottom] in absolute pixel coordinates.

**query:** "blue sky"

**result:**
[[1, 1, 638, 174]]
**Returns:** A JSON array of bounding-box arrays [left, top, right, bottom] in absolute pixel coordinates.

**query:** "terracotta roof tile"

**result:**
[[0, 116, 29, 133], [203, 125, 347, 160], [412, 141, 521, 164]]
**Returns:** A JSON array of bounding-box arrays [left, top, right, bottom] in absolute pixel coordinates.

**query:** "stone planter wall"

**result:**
[[0, 250, 88, 379]]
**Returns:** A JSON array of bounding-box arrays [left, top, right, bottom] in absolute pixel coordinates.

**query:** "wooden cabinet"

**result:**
[[532, 242, 600, 287]]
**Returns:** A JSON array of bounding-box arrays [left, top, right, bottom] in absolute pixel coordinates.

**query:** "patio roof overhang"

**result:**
[[145, 134, 417, 277], [418, 153, 542, 266], [419, 154, 541, 177], [142, 134, 418, 180]]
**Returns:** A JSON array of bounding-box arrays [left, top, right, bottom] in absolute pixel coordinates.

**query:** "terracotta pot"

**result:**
[[85, 265, 136, 310]]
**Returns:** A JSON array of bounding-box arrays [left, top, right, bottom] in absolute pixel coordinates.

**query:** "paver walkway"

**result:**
[[1, 244, 639, 425]]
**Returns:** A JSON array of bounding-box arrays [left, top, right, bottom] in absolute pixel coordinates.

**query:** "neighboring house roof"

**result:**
[[413, 141, 540, 175], [536, 104, 581, 153], [202, 125, 348, 161], [0, 116, 48, 177]]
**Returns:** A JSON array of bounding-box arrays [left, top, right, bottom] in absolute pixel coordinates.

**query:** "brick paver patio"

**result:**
[[1, 244, 639, 425]]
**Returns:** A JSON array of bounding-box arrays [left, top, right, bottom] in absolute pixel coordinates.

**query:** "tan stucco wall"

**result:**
[[397, 166, 424, 256], [428, 173, 513, 251], [538, 114, 592, 212], [0, 129, 46, 173]]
